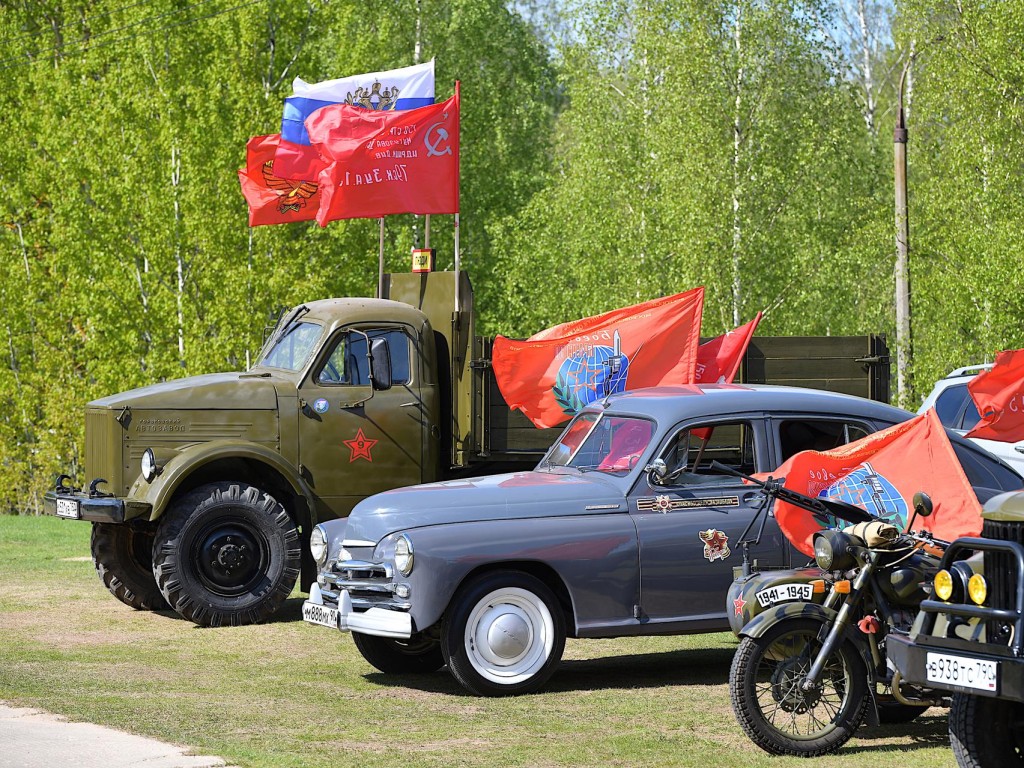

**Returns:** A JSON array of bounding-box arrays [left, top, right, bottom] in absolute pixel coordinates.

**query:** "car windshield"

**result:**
[[256, 321, 323, 371], [541, 413, 654, 474]]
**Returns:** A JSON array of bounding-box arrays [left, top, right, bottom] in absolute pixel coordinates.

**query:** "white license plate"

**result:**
[[302, 600, 340, 629], [55, 497, 81, 519], [755, 582, 815, 608], [926, 652, 998, 692]]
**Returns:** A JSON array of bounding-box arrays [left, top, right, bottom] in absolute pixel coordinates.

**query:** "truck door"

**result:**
[[628, 416, 789, 626], [297, 325, 428, 519]]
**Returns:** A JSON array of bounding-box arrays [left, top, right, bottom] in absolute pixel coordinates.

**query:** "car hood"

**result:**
[[88, 372, 284, 410], [343, 469, 627, 544]]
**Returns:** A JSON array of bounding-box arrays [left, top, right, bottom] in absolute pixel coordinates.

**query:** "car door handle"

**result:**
[[1015, 445, 1024, 454], [742, 492, 762, 504]]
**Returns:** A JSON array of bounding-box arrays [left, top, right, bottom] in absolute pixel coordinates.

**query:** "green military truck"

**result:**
[[44, 269, 890, 627]]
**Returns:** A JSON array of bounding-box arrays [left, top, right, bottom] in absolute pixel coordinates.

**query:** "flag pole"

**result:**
[[378, 217, 385, 298], [454, 80, 461, 313], [424, 215, 430, 249]]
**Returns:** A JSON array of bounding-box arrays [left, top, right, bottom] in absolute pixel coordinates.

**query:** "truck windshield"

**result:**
[[541, 414, 654, 474], [257, 321, 323, 371]]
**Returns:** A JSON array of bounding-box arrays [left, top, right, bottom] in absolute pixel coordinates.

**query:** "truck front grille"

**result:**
[[982, 518, 1024, 645]]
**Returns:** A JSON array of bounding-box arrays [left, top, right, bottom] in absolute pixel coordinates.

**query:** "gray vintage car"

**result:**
[[301, 385, 1021, 696]]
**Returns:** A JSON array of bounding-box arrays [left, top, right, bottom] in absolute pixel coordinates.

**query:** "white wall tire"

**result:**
[[444, 572, 566, 696]]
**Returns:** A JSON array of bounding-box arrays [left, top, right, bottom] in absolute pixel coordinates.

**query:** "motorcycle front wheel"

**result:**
[[730, 617, 870, 757]]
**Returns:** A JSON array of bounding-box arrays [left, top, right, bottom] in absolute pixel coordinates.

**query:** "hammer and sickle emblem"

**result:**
[[424, 113, 453, 157]]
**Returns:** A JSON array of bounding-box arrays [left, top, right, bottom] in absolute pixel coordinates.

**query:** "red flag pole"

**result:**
[[378, 217, 385, 298], [454, 81, 461, 312]]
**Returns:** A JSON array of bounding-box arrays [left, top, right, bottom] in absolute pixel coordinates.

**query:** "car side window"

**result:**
[[317, 328, 412, 386], [658, 421, 755, 484], [778, 419, 872, 461], [935, 384, 970, 428]]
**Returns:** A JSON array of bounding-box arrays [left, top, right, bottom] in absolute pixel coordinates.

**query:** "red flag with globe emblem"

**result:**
[[492, 288, 705, 429], [770, 409, 982, 556]]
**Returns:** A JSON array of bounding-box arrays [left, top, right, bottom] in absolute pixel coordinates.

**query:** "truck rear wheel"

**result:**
[[352, 632, 445, 674], [442, 571, 566, 696], [91, 522, 168, 611], [153, 482, 300, 627], [950, 693, 1024, 767]]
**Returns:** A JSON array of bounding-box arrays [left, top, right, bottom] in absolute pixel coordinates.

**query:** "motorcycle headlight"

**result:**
[[310, 525, 328, 567], [813, 530, 856, 571], [394, 534, 414, 576]]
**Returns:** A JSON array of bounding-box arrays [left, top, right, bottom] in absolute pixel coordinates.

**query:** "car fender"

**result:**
[[126, 439, 315, 522]]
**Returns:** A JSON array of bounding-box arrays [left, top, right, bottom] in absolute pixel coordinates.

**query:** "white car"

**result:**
[[919, 364, 1024, 475]]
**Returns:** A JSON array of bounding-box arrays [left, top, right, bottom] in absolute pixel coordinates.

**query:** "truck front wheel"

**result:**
[[950, 693, 1024, 767], [91, 522, 168, 611], [352, 632, 445, 674], [442, 571, 566, 696], [153, 482, 300, 627]]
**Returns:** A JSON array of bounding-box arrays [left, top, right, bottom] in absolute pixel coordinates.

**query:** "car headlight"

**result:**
[[394, 534, 414, 576], [813, 530, 856, 571], [141, 448, 158, 483], [934, 569, 954, 601], [310, 525, 328, 567]]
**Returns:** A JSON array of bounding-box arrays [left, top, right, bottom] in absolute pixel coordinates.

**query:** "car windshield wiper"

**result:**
[[262, 304, 309, 359]]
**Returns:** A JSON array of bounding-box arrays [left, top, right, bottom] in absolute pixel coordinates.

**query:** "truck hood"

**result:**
[[89, 372, 284, 410], [344, 469, 627, 544]]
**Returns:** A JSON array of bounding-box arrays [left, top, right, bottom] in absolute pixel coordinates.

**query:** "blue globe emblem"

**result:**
[[819, 462, 908, 528], [553, 346, 630, 416]]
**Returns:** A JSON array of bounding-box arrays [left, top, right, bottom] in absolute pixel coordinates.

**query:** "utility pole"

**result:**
[[893, 56, 914, 409]]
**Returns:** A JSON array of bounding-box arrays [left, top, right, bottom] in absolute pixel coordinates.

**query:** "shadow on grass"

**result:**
[[845, 713, 951, 753], [146, 596, 309, 626], [363, 645, 735, 696]]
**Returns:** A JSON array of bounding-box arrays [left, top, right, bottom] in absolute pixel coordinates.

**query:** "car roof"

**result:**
[[594, 384, 911, 423]]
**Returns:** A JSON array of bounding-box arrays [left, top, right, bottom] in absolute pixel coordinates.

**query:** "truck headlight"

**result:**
[[310, 525, 328, 567], [394, 534, 414, 576], [968, 573, 988, 605], [141, 448, 158, 483]]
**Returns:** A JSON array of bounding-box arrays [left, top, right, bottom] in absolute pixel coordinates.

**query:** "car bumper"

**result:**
[[889, 633, 1024, 701], [42, 490, 152, 524], [302, 582, 413, 639]]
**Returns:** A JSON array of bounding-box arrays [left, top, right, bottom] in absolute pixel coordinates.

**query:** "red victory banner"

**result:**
[[492, 288, 705, 429], [306, 87, 459, 224], [771, 409, 981, 556], [237, 134, 326, 226], [695, 312, 762, 384], [966, 349, 1024, 441]]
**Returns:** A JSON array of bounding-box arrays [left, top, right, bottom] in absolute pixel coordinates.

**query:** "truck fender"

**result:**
[[126, 439, 316, 523]]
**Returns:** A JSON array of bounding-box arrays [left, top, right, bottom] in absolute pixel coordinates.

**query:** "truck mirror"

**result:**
[[370, 338, 392, 391]]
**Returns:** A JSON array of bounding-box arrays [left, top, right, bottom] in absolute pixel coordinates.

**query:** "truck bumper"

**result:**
[[302, 582, 413, 639], [889, 633, 1024, 701], [43, 491, 152, 524]]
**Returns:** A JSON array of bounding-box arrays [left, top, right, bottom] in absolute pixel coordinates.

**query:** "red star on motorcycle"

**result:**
[[343, 428, 378, 463]]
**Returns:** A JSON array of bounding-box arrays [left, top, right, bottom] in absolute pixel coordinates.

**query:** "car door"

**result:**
[[628, 413, 789, 627], [297, 324, 430, 519]]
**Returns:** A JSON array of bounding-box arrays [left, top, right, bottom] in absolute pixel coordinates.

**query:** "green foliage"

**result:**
[[1, 1, 1021, 512]]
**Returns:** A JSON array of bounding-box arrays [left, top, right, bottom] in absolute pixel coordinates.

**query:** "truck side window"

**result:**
[[317, 329, 412, 386], [778, 419, 871, 461], [660, 421, 755, 483]]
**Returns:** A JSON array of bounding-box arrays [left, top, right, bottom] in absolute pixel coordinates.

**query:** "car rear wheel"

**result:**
[[442, 571, 565, 696]]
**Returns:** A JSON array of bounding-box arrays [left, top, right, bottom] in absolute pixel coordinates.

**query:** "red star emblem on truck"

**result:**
[[343, 428, 378, 463]]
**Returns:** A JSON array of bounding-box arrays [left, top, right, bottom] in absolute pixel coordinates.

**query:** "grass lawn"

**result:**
[[0, 515, 957, 768]]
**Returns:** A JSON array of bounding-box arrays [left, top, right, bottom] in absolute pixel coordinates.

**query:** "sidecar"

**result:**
[[727, 566, 828, 635]]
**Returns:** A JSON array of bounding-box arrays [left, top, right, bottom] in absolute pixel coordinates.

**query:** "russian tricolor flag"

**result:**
[[281, 59, 435, 145]]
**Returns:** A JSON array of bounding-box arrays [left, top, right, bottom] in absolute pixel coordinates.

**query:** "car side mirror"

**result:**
[[370, 338, 392, 391], [645, 458, 668, 484]]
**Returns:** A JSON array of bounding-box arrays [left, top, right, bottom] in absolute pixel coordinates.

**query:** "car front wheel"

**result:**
[[442, 571, 565, 697]]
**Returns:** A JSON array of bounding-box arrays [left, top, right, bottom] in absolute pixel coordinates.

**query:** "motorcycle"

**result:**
[[714, 462, 949, 757]]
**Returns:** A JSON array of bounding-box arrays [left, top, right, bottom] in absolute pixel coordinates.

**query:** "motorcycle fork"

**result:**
[[801, 552, 879, 692]]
